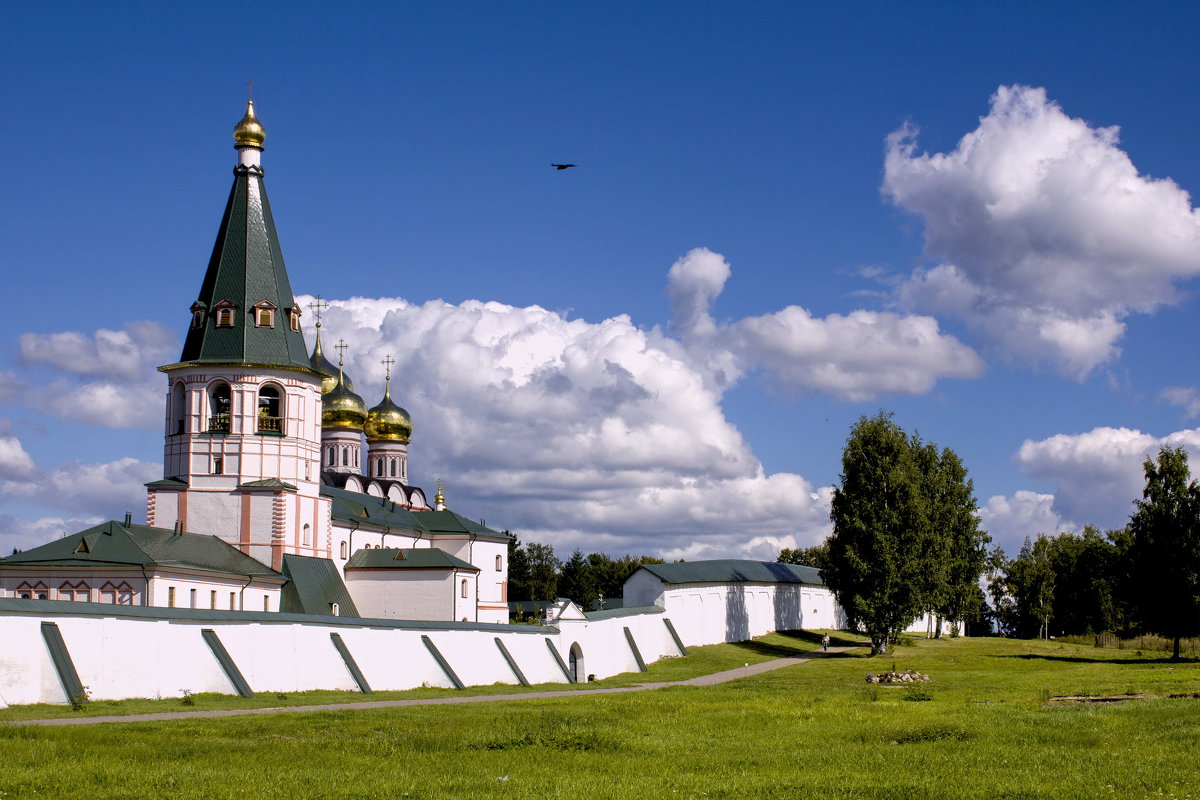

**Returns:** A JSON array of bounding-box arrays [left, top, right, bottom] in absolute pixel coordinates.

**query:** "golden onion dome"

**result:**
[[310, 327, 354, 395], [365, 383, 413, 443], [322, 373, 367, 430], [233, 99, 266, 148]]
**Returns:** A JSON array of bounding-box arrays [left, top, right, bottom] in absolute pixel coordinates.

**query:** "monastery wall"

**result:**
[[0, 600, 690, 707]]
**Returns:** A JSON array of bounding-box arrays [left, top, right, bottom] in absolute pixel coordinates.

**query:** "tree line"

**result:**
[[782, 413, 1200, 660], [987, 447, 1200, 658], [507, 540, 664, 611]]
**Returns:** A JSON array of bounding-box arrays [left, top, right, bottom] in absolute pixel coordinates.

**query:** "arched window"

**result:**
[[257, 385, 283, 434], [302, 523, 312, 547], [170, 382, 187, 435], [215, 307, 235, 327], [339, 541, 347, 559], [289, 307, 301, 332], [209, 382, 232, 432], [353, 449, 359, 467], [460, 578, 469, 598], [495, 555, 503, 571], [341, 447, 349, 467], [389, 458, 396, 477]]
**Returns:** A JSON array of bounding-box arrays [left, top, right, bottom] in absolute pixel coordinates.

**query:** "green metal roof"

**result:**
[[170, 165, 313, 373], [0, 597, 555, 632], [320, 485, 513, 541], [636, 560, 824, 586], [344, 548, 479, 571], [0, 521, 282, 580], [411, 509, 513, 540], [279, 554, 360, 617], [583, 605, 664, 621], [240, 478, 297, 491], [322, 485, 425, 531]]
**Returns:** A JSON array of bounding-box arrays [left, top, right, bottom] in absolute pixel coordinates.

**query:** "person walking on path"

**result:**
[[821, 633, 830, 652]]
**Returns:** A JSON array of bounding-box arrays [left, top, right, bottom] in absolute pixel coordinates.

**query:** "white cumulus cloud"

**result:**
[[1, 456, 159, 516], [1014, 425, 1200, 529], [664, 248, 983, 401], [0, 421, 37, 481], [978, 490, 1076, 555], [13, 322, 175, 429], [884, 85, 1200, 378]]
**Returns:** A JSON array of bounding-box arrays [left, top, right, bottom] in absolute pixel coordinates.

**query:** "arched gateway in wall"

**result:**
[[568, 642, 585, 682]]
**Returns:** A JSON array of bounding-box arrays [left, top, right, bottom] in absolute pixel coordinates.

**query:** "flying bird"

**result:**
[[551, 163, 576, 170]]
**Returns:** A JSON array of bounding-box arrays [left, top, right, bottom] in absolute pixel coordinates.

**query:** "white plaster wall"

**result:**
[[346, 571, 454, 620], [0, 603, 691, 705]]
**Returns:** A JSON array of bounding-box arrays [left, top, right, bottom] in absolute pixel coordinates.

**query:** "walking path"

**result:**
[[10, 646, 854, 727]]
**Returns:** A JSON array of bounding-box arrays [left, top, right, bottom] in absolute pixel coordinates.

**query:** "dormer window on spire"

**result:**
[[213, 299, 237, 328], [190, 301, 207, 330], [253, 300, 277, 328], [288, 305, 301, 332]]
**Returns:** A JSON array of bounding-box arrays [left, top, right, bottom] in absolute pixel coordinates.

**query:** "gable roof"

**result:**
[[0, 521, 282, 581], [344, 548, 478, 571], [279, 554, 360, 617], [635, 560, 824, 586], [168, 165, 314, 373]]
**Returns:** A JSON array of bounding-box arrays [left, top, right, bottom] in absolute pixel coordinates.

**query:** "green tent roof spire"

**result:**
[[168, 100, 313, 373]]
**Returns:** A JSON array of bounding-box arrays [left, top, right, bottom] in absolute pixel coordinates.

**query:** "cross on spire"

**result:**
[[308, 295, 329, 328], [381, 354, 395, 381], [244, 79, 257, 101], [334, 338, 348, 367]]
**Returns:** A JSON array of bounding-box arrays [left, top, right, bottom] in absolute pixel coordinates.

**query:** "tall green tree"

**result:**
[[826, 412, 931, 655], [925, 446, 990, 635], [1129, 447, 1200, 659], [558, 549, 598, 610], [1007, 535, 1056, 639]]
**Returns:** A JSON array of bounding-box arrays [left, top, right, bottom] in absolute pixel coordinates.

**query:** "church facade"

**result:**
[[0, 100, 511, 624]]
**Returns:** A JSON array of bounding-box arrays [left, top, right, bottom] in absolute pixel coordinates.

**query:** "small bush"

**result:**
[[903, 687, 933, 702], [894, 723, 972, 744], [68, 685, 90, 712], [180, 689, 196, 706]]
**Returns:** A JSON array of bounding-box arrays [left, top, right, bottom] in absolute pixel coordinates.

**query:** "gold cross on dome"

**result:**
[[334, 338, 348, 366], [381, 354, 395, 381], [308, 295, 329, 327], [244, 79, 257, 101]]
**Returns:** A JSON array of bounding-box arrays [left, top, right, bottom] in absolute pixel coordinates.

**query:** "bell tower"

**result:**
[[148, 96, 332, 570]]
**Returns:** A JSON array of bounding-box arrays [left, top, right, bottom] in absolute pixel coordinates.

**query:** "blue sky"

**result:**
[[1, 1, 1198, 559]]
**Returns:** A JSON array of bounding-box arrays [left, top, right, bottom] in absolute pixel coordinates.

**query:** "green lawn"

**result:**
[[0, 635, 1197, 799]]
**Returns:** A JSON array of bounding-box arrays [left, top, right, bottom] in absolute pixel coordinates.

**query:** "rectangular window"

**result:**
[[168, 586, 176, 608], [229, 591, 236, 610], [213, 457, 224, 475], [190, 588, 197, 609], [263, 596, 269, 612], [210, 590, 217, 609]]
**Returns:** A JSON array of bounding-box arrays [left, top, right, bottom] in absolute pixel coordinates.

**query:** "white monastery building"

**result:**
[[0, 98, 940, 708], [0, 99, 512, 624]]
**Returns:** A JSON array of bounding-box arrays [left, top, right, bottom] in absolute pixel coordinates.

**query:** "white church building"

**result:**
[[0, 98, 511, 624], [0, 98, 954, 709]]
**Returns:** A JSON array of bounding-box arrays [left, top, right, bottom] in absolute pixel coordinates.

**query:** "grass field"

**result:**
[[1, 633, 1197, 799]]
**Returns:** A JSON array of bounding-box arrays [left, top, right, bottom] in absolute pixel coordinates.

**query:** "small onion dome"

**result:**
[[365, 386, 412, 443], [310, 329, 354, 395], [233, 99, 266, 148], [322, 373, 367, 430]]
